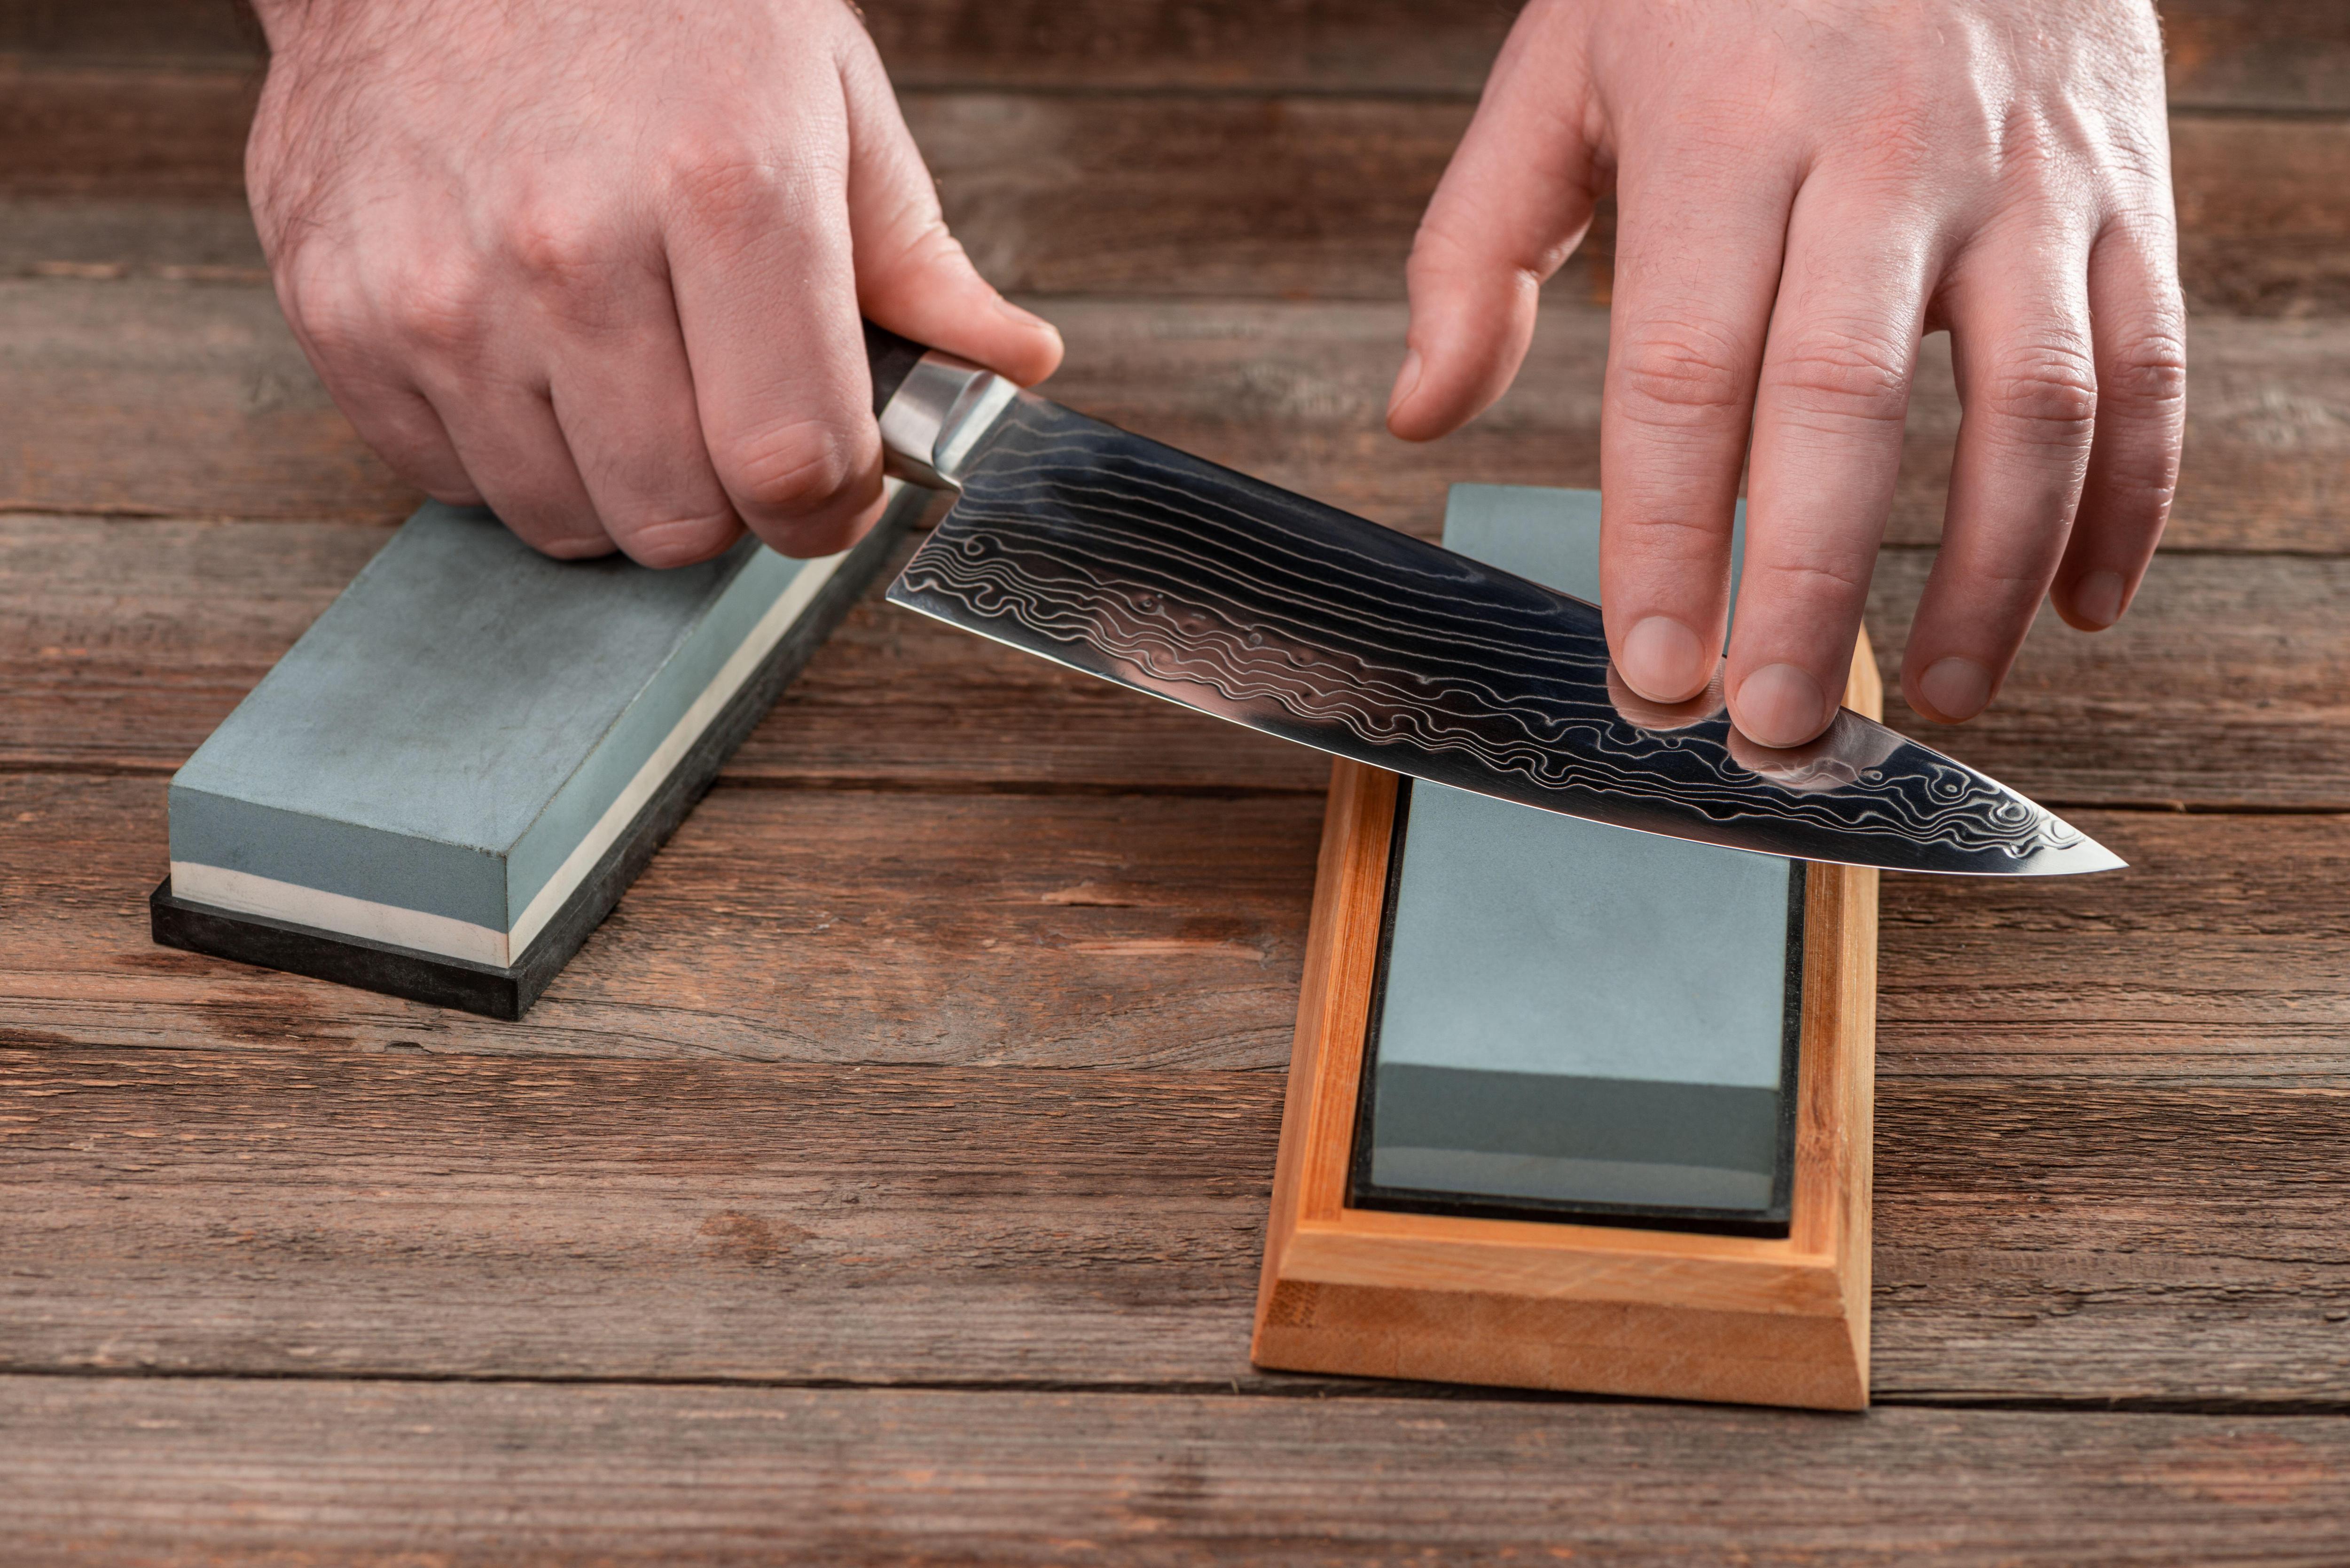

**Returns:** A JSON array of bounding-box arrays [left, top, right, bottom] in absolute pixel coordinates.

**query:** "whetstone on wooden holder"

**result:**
[[1252, 484, 1883, 1411]]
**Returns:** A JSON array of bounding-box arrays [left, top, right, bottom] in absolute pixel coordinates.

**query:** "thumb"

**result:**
[[1389, 8, 1600, 442], [838, 41, 1064, 388]]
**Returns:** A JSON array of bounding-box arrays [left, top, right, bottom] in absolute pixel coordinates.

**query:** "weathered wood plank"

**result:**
[[1876, 812, 2350, 1079], [4, 1380, 2350, 1568], [0, 773, 2340, 1078], [0, 279, 414, 520], [0, 774, 1320, 1068], [5, 513, 2344, 812], [6, 66, 2346, 314], [2161, 0, 2350, 112], [6, 0, 2343, 108], [1862, 551, 2350, 813], [2173, 115, 2350, 317], [0, 0, 261, 65], [0, 62, 257, 200], [6, 283, 2345, 556], [0, 197, 266, 280], [5, 1045, 2346, 1402]]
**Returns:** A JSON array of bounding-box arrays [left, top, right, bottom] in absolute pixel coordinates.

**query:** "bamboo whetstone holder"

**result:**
[[1252, 616, 1884, 1412]]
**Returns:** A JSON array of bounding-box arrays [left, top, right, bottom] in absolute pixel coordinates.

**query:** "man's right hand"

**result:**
[[245, 0, 1062, 564]]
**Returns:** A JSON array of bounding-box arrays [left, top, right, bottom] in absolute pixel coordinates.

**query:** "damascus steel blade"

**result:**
[[886, 392, 2122, 877]]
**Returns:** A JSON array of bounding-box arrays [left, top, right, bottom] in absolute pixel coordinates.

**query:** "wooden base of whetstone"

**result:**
[[1252, 640, 1884, 1412]]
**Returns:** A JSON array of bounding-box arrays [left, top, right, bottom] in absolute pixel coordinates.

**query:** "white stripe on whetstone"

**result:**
[[165, 863, 513, 966], [501, 544, 845, 958], [168, 486, 896, 967]]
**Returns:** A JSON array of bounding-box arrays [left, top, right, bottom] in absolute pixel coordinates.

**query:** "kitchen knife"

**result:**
[[863, 322, 2122, 877]]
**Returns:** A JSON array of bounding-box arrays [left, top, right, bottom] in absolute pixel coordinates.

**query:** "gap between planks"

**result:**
[[0, 1363, 2345, 1419]]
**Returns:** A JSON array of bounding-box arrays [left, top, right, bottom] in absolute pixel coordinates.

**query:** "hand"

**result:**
[[1388, 0, 2184, 745], [245, 0, 1061, 564]]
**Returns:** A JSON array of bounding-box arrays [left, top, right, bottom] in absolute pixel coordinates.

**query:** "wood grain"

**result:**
[[6, 282, 2346, 557], [6, 1374, 2347, 1568], [0, 772, 2341, 1080], [0, 5, 2344, 1551], [4, 1047, 2348, 1404], [2161, 0, 2350, 112], [7, 0, 2347, 110], [0, 197, 266, 279], [2174, 116, 2350, 317], [0, 280, 414, 521], [6, 514, 2347, 812], [0, 61, 257, 200], [6, 67, 2348, 314], [1863, 550, 2350, 813], [1877, 810, 2350, 1081], [0, 772, 1320, 1067], [0, 0, 262, 64]]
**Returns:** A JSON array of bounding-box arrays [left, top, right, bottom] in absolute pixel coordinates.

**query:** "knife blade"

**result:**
[[862, 323, 2122, 877]]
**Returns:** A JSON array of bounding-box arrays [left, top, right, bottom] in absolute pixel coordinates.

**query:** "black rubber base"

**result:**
[[151, 493, 927, 1019]]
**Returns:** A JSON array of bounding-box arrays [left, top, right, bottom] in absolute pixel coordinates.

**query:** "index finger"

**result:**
[[1728, 185, 1935, 747], [664, 72, 885, 559], [1597, 134, 1797, 704]]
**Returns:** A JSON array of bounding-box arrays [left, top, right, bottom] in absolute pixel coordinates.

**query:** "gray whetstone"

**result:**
[[1360, 484, 1797, 1225], [157, 484, 924, 1015]]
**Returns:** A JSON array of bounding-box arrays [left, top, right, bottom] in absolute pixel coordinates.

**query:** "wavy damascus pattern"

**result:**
[[888, 394, 2120, 876]]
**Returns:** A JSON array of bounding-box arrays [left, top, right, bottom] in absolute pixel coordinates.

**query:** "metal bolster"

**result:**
[[876, 352, 1020, 489]]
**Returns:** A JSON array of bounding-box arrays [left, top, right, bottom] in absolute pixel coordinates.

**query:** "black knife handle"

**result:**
[[863, 320, 932, 418]]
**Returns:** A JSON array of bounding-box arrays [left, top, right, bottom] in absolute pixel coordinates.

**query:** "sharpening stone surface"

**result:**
[[160, 483, 924, 1007], [1355, 484, 1798, 1229]]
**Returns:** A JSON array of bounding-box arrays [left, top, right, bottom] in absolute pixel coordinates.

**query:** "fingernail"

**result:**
[[1620, 615, 1709, 703], [2071, 570, 2126, 629], [1917, 656, 1993, 723], [1733, 663, 1831, 749], [1386, 349, 1424, 423]]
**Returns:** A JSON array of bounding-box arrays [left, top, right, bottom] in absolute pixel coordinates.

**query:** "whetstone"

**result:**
[[151, 482, 928, 1018], [1352, 485, 1798, 1235], [1252, 482, 1881, 1410]]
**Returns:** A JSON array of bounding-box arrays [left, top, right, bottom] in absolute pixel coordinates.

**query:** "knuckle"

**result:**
[[374, 258, 486, 357], [1980, 339, 2100, 439], [2106, 329, 2188, 410], [1762, 328, 1912, 426], [291, 282, 372, 363], [504, 204, 616, 291], [1612, 324, 1751, 428], [662, 135, 786, 228], [715, 419, 864, 517], [1762, 551, 1871, 599]]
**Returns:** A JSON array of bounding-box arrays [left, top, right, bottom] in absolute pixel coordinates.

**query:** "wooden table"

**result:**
[[5, 4, 2349, 1561]]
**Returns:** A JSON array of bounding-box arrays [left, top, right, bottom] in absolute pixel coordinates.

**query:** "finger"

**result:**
[[839, 38, 1062, 386], [323, 369, 483, 509], [665, 69, 882, 560], [1596, 140, 1799, 704], [1386, 3, 1598, 443], [1902, 227, 2098, 724], [1729, 191, 1935, 748], [274, 270, 482, 506], [543, 271, 746, 570], [2052, 212, 2185, 632], [419, 370, 613, 559]]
